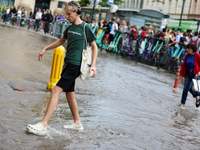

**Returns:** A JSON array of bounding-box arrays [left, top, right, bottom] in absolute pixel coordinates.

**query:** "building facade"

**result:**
[[188, 0, 200, 20], [0, 0, 74, 14], [142, 0, 191, 19], [82, 0, 171, 30], [118, 0, 144, 9]]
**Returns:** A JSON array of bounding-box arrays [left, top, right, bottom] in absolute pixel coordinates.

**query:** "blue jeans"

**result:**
[[181, 71, 196, 104], [6, 14, 10, 22], [34, 19, 41, 31], [167, 46, 174, 62]]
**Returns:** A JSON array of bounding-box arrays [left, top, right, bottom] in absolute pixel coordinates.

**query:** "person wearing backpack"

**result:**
[[189, 31, 200, 53], [109, 18, 118, 43]]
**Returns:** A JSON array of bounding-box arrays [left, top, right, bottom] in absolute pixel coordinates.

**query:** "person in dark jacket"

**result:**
[[44, 9, 53, 34], [180, 43, 200, 108]]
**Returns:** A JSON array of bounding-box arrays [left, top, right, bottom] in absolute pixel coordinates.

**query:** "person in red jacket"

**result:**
[[180, 43, 200, 108], [130, 25, 138, 52]]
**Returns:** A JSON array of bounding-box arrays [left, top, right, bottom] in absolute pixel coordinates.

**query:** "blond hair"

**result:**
[[64, 2, 79, 14]]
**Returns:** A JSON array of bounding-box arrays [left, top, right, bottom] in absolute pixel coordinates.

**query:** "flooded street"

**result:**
[[1, 25, 200, 150]]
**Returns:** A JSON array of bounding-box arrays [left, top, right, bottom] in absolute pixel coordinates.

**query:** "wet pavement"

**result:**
[[0, 24, 200, 150]]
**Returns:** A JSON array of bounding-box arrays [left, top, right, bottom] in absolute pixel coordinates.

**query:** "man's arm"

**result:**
[[90, 40, 98, 78], [38, 36, 67, 61]]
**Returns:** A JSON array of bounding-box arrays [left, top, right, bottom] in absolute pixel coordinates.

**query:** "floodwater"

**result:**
[[0, 24, 200, 150]]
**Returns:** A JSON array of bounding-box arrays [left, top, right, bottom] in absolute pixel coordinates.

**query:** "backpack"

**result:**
[[109, 23, 112, 31], [191, 37, 199, 50]]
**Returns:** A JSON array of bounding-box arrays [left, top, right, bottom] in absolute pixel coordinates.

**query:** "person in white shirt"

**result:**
[[34, 8, 42, 31], [16, 8, 22, 27], [6, 6, 10, 24], [125, 24, 132, 34], [109, 18, 118, 43]]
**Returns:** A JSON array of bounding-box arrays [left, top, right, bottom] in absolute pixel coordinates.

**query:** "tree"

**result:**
[[79, 0, 90, 7], [79, 0, 124, 7]]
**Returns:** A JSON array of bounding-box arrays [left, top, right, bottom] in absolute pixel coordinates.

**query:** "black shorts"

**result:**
[[56, 63, 80, 92]]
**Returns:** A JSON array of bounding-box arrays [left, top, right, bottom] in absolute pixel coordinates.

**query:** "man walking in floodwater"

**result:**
[[26, 1, 98, 135]]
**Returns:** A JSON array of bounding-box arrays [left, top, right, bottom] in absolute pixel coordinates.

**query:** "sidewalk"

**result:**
[[0, 21, 58, 40]]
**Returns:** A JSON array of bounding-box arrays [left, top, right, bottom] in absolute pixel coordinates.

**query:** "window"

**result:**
[[125, 0, 128, 8], [2, 0, 9, 6], [129, 0, 132, 8], [58, 1, 66, 8], [168, 0, 171, 13], [175, 0, 178, 14], [1, 0, 15, 6], [194, 0, 197, 14], [161, 0, 164, 11], [10, 0, 14, 6], [157, 1, 160, 11], [140, 0, 144, 9], [151, 0, 154, 9], [147, 1, 149, 9]]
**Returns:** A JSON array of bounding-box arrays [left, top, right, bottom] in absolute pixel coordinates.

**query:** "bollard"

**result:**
[[47, 45, 65, 91], [173, 66, 181, 88]]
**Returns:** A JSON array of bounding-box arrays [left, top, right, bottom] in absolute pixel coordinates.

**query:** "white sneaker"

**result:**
[[26, 123, 47, 135], [178, 104, 185, 109], [63, 123, 84, 131]]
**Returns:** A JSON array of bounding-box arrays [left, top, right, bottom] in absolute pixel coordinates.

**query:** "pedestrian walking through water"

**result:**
[[26, 1, 98, 135]]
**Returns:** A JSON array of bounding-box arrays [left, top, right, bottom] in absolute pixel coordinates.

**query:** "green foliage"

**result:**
[[79, 0, 124, 7], [79, 0, 91, 7]]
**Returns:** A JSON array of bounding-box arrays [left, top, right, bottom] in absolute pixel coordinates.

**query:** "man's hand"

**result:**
[[89, 66, 97, 78], [38, 48, 46, 61], [181, 77, 185, 84]]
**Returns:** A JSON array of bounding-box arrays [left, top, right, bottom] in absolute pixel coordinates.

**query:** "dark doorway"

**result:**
[[34, 0, 51, 12]]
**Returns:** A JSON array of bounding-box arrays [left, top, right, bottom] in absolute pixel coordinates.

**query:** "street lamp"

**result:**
[[178, 0, 185, 31], [92, 0, 96, 20]]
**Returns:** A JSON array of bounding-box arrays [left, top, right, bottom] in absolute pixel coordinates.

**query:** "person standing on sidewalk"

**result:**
[[2, 6, 6, 22], [6, 6, 10, 24], [57, 12, 65, 20], [189, 31, 200, 53], [109, 18, 118, 43], [43, 9, 53, 34], [15, 8, 22, 27], [26, 1, 98, 135], [34, 8, 42, 31]]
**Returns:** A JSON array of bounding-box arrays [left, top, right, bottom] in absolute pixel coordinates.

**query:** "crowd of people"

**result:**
[[2, 6, 200, 59], [81, 16, 200, 109], [84, 16, 200, 65], [0, 5, 70, 34]]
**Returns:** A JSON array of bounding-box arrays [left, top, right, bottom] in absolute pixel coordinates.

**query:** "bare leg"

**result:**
[[65, 92, 81, 125], [40, 86, 63, 128], [196, 96, 199, 104]]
